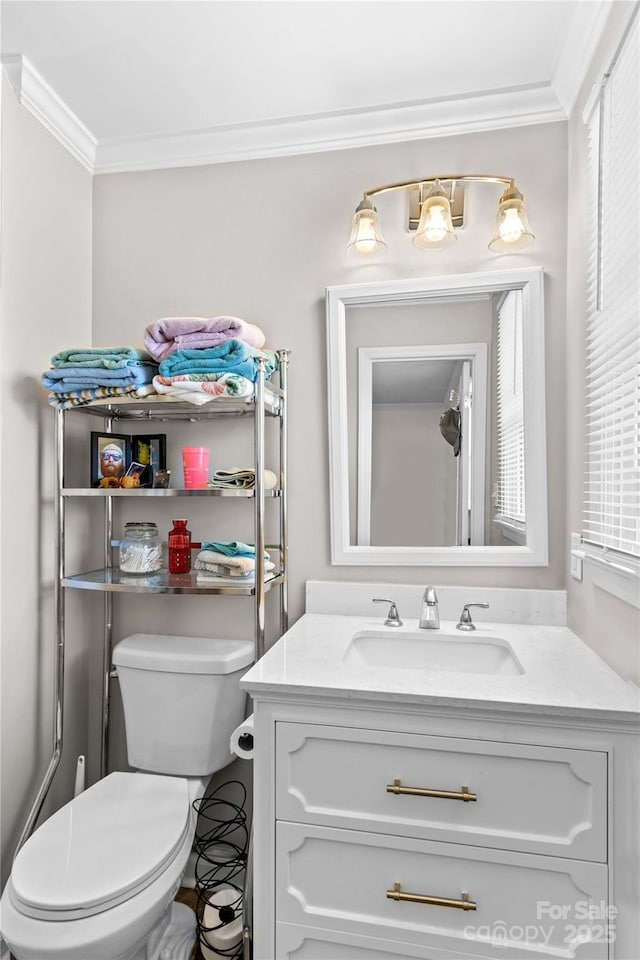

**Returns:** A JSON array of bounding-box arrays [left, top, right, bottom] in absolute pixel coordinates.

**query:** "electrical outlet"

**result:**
[[570, 532, 584, 581]]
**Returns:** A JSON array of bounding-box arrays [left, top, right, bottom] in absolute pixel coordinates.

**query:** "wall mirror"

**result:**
[[326, 267, 548, 565]]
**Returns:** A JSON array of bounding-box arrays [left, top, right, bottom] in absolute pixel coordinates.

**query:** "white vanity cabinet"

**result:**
[[249, 699, 639, 960]]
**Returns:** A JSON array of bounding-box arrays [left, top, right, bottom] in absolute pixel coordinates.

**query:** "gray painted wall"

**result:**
[[89, 121, 568, 777], [0, 79, 93, 886], [92, 120, 568, 598], [370, 404, 457, 546]]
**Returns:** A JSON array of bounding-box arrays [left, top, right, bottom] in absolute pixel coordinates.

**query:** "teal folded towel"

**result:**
[[51, 347, 152, 369], [158, 339, 277, 382], [201, 540, 269, 559]]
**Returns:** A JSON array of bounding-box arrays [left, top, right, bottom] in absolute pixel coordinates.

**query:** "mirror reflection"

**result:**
[[326, 268, 548, 566], [351, 292, 522, 548]]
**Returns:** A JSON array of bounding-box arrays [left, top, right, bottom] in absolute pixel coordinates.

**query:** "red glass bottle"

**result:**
[[168, 519, 191, 574]]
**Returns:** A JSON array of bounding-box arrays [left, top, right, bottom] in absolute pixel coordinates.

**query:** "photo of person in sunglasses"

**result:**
[[99, 440, 126, 480]]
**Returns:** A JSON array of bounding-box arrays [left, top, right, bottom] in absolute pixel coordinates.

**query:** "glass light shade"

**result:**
[[413, 182, 456, 250], [347, 200, 386, 256], [489, 187, 534, 252]]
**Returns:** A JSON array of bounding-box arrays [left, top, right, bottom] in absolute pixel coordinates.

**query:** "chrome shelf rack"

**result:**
[[15, 352, 289, 858]]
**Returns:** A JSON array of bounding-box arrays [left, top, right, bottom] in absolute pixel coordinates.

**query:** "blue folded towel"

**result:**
[[201, 540, 269, 559], [42, 362, 158, 393], [158, 339, 277, 382]]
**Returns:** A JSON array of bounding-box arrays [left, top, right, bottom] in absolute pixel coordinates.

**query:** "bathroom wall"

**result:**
[[0, 79, 93, 885], [371, 405, 457, 547], [92, 120, 567, 602], [88, 121, 567, 774], [565, 1, 640, 684]]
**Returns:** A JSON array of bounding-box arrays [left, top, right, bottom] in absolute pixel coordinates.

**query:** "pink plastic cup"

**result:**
[[182, 447, 210, 489]]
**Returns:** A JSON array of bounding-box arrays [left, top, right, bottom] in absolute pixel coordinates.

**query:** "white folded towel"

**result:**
[[195, 550, 275, 578], [207, 467, 277, 490]]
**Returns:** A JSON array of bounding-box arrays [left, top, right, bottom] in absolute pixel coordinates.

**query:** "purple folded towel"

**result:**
[[144, 316, 266, 361]]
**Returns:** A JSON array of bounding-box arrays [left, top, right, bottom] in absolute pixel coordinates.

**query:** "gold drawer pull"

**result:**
[[387, 883, 476, 911], [387, 779, 477, 802]]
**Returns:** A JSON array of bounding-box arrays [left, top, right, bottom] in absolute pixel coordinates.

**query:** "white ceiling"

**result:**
[[1, 0, 612, 173], [372, 358, 459, 405]]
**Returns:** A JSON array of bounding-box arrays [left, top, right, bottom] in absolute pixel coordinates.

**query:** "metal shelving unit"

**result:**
[[55, 350, 289, 781], [62, 569, 285, 594]]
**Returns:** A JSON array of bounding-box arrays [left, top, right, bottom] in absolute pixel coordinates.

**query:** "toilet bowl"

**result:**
[[0, 634, 254, 960]]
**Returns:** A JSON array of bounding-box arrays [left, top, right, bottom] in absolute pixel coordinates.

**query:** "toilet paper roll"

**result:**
[[202, 887, 243, 953], [200, 941, 232, 960], [230, 714, 255, 760]]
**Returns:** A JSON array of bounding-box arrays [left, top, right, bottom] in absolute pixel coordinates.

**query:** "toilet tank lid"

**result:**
[[113, 633, 254, 674]]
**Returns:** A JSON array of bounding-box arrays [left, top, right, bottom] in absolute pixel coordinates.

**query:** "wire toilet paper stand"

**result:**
[[193, 780, 250, 959]]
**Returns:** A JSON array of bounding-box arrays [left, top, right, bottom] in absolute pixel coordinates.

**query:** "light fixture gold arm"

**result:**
[[363, 174, 514, 201]]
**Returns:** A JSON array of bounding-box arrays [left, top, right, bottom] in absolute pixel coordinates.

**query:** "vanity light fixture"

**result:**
[[347, 175, 534, 256]]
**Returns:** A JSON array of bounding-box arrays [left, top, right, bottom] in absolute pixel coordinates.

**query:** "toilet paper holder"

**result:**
[[230, 714, 255, 761], [193, 780, 250, 960]]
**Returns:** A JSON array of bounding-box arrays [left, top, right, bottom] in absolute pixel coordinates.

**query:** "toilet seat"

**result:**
[[10, 772, 191, 922]]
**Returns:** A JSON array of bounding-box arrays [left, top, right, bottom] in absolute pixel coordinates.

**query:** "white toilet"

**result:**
[[0, 633, 254, 960]]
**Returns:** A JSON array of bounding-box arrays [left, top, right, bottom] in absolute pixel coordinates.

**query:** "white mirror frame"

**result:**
[[326, 267, 548, 566]]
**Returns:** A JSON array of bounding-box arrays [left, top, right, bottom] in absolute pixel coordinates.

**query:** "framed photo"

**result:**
[[91, 433, 130, 487], [131, 434, 167, 487], [121, 461, 147, 488]]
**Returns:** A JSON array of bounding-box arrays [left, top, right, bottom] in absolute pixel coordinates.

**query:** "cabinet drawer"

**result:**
[[275, 723, 607, 861], [276, 822, 609, 960], [276, 921, 474, 960]]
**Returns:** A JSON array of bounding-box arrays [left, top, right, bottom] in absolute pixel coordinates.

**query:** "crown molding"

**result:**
[[93, 84, 566, 174], [2, 55, 567, 176], [2, 55, 96, 171], [551, 0, 615, 115]]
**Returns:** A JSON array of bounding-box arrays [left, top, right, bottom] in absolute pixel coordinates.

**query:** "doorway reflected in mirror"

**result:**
[[326, 268, 548, 566]]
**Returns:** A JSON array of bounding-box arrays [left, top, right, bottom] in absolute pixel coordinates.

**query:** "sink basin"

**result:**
[[343, 630, 524, 676]]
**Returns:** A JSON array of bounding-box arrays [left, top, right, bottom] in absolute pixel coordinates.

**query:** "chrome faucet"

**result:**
[[419, 586, 440, 629], [456, 602, 490, 631], [373, 598, 403, 627]]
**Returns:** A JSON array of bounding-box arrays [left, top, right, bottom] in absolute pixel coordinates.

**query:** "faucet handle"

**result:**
[[419, 585, 440, 630], [373, 598, 403, 627], [457, 602, 490, 631], [423, 585, 438, 604]]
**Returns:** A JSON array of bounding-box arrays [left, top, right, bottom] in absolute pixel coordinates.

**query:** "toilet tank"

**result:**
[[112, 634, 254, 776]]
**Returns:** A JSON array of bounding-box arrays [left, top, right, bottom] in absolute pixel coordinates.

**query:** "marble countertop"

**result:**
[[241, 614, 640, 721]]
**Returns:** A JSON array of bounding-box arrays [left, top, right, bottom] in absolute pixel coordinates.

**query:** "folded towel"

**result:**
[[208, 468, 278, 490], [196, 572, 253, 583], [46, 383, 157, 409], [144, 316, 266, 362], [200, 540, 268, 558], [42, 362, 158, 393], [195, 571, 275, 585], [152, 372, 254, 406], [158, 339, 277, 382], [195, 551, 275, 578], [51, 347, 152, 368]]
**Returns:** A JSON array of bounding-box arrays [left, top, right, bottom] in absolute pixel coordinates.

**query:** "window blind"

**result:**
[[495, 290, 525, 524], [583, 12, 640, 558]]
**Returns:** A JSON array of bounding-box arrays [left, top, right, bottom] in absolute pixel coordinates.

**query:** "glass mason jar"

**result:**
[[119, 522, 162, 574]]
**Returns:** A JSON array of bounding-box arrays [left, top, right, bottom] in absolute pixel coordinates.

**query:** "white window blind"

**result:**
[[495, 290, 525, 525], [583, 12, 640, 559]]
